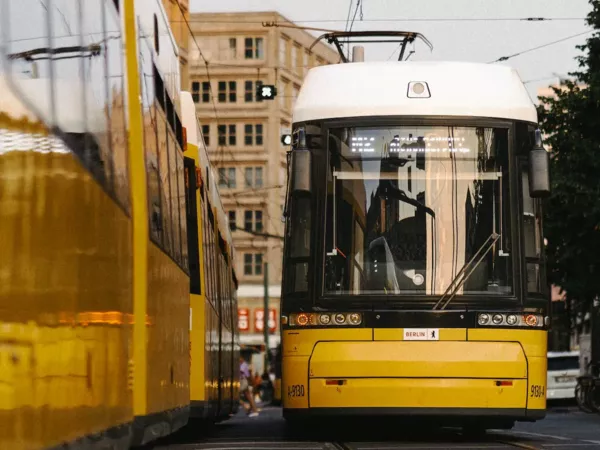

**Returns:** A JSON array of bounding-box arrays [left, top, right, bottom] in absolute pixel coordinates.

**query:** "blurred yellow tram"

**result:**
[[0, 1, 238, 449], [281, 32, 550, 432]]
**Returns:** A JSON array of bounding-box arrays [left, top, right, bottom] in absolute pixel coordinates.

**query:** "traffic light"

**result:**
[[281, 134, 292, 145], [256, 84, 277, 101]]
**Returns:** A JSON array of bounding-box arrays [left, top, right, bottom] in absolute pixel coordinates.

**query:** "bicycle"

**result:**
[[575, 362, 600, 413]]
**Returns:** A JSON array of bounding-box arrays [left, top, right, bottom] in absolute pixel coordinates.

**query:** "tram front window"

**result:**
[[324, 126, 512, 297]]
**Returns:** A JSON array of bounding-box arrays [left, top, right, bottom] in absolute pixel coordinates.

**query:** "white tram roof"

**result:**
[[180, 92, 236, 264], [293, 61, 537, 124]]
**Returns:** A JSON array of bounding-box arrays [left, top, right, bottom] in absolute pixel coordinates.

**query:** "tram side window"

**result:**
[[105, 0, 130, 211], [285, 196, 311, 294], [522, 169, 543, 293], [146, 107, 161, 242], [4, 0, 131, 210], [225, 256, 231, 326], [201, 196, 211, 303], [50, 1, 109, 183], [221, 252, 228, 325], [157, 109, 173, 254], [178, 155, 188, 268], [206, 206, 217, 309], [4, 1, 53, 117], [169, 130, 182, 264], [138, 35, 162, 243], [81, 1, 113, 188], [204, 205, 212, 306]]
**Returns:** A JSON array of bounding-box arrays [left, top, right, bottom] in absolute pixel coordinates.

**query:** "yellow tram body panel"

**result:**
[[0, 118, 133, 448], [145, 243, 190, 415], [282, 328, 547, 419]]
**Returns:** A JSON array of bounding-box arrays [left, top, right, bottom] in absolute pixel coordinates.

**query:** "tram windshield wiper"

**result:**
[[432, 232, 500, 310]]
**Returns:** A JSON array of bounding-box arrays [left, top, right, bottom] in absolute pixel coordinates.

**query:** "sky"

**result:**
[[190, 0, 593, 102]]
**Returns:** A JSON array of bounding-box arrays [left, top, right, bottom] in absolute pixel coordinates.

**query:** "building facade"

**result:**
[[162, 0, 190, 88], [188, 12, 340, 370]]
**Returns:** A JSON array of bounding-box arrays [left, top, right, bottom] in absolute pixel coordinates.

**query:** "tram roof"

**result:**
[[293, 61, 537, 124]]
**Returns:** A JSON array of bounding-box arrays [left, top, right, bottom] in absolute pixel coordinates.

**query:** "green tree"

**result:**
[[537, 0, 600, 324]]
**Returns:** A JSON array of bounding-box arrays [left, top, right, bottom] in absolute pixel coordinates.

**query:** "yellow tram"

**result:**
[[0, 1, 238, 448], [281, 33, 551, 432]]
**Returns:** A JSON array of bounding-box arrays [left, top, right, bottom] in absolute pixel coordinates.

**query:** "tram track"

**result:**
[[145, 406, 600, 450], [495, 439, 542, 450]]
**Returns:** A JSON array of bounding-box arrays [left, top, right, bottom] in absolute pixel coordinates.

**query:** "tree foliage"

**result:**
[[537, 0, 600, 315]]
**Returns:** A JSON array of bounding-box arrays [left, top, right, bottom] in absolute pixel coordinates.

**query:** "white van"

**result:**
[[547, 351, 580, 400]]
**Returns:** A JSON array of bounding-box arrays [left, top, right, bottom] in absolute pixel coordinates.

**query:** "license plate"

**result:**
[[555, 376, 575, 383]]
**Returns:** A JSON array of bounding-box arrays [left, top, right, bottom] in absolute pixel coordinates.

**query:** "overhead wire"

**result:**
[[173, 17, 586, 24], [488, 29, 593, 63], [176, 2, 284, 240]]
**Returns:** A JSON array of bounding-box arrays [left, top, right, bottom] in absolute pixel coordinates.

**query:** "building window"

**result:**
[[218, 81, 236, 103], [244, 210, 263, 232], [229, 37, 237, 58], [245, 80, 253, 102], [192, 81, 200, 102], [244, 123, 264, 146], [228, 124, 236, 145], [201, 125, 210, 147], [244, 80, 263, 102], [228, 210, 237, 230], [292, 43, 300, 71], [279, 79, 288, 109], [244, 253, 263, 275], [218, 167, 236, 188], [218, 124, 236, 146], [303, 50, 310, 76], [279, 37, 287, 66], [244, 37, 264, 59], [244, 124, 253, 146], [201, 82, 210, 103], [244, 167, 263, 188], [192, 81, 211, 103], [255, 211, 263, 232], [255, 124, 263, 145]]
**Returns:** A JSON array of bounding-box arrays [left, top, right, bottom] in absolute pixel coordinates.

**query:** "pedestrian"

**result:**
[[239, 356, 259, 417]]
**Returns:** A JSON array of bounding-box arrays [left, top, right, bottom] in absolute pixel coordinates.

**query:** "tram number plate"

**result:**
[[288, 384, 305, 398], [530, 385, 545, 398]]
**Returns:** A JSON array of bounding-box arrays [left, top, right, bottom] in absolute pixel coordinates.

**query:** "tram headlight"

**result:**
[[348, 313, 362, 325], [492, 314, 504, 325], [287, 312, 363, 327], [476, 312, 544, 328], [524, 314, 538, 327], [296, 313, 309, 326]]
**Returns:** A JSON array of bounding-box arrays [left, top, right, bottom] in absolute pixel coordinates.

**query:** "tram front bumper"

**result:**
[[284, 340, 545, 420]]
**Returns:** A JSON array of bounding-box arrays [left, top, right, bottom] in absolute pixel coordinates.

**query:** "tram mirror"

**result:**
[[528, 130, 550, 198], [291, 149, 312, 193]]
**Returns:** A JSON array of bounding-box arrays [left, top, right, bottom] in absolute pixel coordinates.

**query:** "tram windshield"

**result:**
[[324, 125, 513, 297]]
